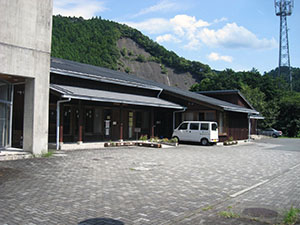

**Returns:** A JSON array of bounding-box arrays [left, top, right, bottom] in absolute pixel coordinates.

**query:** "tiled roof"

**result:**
[[50, 57, 259, 115], [50, 84, 183, 109]]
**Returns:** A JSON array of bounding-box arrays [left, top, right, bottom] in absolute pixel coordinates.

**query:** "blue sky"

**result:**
[[53, 0, 299, 74]]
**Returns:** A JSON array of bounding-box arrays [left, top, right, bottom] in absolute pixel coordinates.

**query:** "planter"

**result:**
[[160, 142, 178, 147], [135, 142, 162, 148], [223, 141, 238, 146]]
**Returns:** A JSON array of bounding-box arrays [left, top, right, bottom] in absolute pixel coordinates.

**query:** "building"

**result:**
[[0, 0, 53, 154], [198, 90, 264, 137], [11, 58, 260, 150], [1, 1, 261, 152]]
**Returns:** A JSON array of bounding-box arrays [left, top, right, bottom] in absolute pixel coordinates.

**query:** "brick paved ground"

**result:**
[[0, 138, 299, 225]]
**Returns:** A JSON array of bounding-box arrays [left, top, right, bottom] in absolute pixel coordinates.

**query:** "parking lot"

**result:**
[[0, 138, 300, 224]]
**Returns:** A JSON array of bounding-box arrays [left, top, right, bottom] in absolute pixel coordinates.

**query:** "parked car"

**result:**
[[260, 128, 282, 138], [172, 121, 219, 145]]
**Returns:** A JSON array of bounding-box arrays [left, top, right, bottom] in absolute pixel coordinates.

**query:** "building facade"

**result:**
[[17, 58, 262, 149], [8, 57, 260, 150], [0, 0, 53, 153]]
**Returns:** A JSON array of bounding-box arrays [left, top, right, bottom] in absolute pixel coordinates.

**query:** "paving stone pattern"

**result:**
[[0, 139, 299, 224]]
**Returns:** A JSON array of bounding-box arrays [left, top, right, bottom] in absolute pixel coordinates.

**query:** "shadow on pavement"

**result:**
[[78, 218, 124, 225]]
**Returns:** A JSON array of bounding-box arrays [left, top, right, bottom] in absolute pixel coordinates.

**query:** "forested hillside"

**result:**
[[190, 68, 300, 137], [51, 15, 300, 137], [51, 15, 210, 89]]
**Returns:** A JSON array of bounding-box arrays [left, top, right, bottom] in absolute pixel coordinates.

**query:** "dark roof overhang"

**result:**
[[50, 84, 184, 110]]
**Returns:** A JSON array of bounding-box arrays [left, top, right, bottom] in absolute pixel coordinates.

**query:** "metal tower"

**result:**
[[274, 0, 294, 90]]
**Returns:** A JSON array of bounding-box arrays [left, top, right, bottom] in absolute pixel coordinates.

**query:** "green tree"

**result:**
[[277, 92, 300, 137]]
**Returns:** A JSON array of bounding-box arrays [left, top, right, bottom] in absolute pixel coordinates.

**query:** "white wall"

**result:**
[[0, 0, 53, 154]]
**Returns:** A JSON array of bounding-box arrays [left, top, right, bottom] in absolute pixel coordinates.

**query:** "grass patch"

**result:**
[[202, 206, 213, 211], [33, 150, 55, 158], [42, 151, 54, 158], [219, 206, 240, 219], [219, 211, 240, 218], [283, 206, 300, 225]]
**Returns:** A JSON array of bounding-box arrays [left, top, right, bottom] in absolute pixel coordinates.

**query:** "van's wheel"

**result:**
[[200, 138, 208, 146]]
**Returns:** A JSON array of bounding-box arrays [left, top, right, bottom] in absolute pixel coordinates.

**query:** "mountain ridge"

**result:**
[[51, 15, 210, 90]]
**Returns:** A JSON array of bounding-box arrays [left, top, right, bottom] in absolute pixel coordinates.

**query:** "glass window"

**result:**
[[199, 112, 205, 120], [201, 123, 209, 131], [199, 111, 216, 121], [0, 104, 9, 147], [0, 81, 11, 101], [219, 112, 224, 133], [63, 106, 71, 135], [136, 111, 142, 128], [206, 112, 215, 121], [129, 111, 133, 138], [178, 123, 188, 130], [190, 123, 199, 130], [48, 109, 56, 135], [142, 112, 149, 129], [184, 112, 194, 121], [85, 108, 94, 133], [94, 108, 102, 133], [212, 123, 218, 131]]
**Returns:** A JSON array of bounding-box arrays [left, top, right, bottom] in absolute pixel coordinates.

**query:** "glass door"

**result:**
[[0, 80, 12, 149], [0, 103, 8, 148]]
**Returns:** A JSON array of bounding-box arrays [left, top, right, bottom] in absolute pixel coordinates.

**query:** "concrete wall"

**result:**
[[0, 0, 53, 154]]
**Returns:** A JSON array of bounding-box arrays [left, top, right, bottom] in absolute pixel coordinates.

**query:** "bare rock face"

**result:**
[[117, 38, 198, 91]]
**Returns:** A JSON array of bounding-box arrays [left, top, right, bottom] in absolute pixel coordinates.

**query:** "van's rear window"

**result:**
[[212, 123, 218, 131]]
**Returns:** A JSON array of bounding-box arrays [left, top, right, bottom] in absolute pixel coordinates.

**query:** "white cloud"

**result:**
[[124, 15, 277, 52], [198, 23, 277, 49], [213, 17, 228, 24], [156, 34, 181, 43], [53, 0, 106, 19], [184, 39, 201, 50], [171, 15, 210, 37], [208, 52, 233, 63], [170, 14, 210, 50], [124, 14, 210, 35], [124, 14, 210, 50], [133, 0, 183, 18]]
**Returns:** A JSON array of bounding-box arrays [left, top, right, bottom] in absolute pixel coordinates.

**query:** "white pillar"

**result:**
[[23, 68, 50, 154]]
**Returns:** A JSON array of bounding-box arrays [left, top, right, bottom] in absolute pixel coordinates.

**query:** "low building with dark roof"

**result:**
[[12, 57, 261, 149]]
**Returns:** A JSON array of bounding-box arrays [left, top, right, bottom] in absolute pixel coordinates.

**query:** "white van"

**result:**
[[172, 121, 219, 145]]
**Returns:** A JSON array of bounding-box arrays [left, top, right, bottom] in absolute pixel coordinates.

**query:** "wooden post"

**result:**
[[120, 123, 123, 141], [78, 101, 83, 144], [119, 105, 123, 141], [151, 108, 155, 138]]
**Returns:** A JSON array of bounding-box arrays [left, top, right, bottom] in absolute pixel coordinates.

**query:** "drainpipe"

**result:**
[[157, 89, 163, 98], [248, 113, 251, 142], [56, 98, 71, 150], [173, 107, 187, 131]]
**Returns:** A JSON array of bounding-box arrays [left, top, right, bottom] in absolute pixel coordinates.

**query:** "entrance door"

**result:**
[[0, 103, 8, 148], [0, 80, 12, 149]]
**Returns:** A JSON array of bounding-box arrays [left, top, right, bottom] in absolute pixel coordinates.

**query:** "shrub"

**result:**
[[170, 137, 178, 143], [136, 54, 147, 62], [125, 67, 131, 73], [150, 136, 159, 142], [139, 134, 148, 141]]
